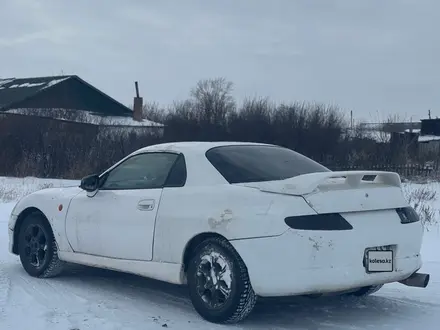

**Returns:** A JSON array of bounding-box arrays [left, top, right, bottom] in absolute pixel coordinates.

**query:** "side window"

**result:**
[[101, 152, 179, 190], [164, 154, 187, 187]]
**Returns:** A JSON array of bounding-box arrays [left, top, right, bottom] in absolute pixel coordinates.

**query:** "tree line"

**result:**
[[0, 78, 416, 179], [144, 78, 414, 167]]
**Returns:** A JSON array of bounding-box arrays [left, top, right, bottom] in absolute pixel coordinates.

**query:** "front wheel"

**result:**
[[187, 237, 257, 324], [18, 212, 65, 278]]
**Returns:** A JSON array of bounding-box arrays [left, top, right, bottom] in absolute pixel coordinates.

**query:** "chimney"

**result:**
[[133, 81, 143, 121]]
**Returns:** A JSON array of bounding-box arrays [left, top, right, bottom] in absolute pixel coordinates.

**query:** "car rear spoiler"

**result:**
[[243, 171, 402, 196]]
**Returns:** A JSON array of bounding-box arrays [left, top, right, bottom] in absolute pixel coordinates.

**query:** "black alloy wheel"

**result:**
[[187, 237, 257, 324], [18, 212, 65, 278]]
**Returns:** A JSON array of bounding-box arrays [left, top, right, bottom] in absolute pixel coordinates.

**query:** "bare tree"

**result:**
[[228, 97, 274, 142], [190, 77, 236, 125], [142, 101, 166, 123]]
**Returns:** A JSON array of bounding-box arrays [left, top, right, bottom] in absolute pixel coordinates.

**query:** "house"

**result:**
[[0, 75, 163, 129], [356, 121, 421, 143], [418, 118, 440, 157]]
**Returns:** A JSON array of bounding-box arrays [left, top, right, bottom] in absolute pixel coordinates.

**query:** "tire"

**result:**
[[187, 237, 257, 324], [348, 284, 383, 297], [18, 212, 65, 278]]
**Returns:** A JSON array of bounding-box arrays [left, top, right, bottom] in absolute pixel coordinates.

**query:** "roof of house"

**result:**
[[359, 121, 421, 133], [0, 76, 68, 109], [418, 135, 440, 143], [0, 75, 133, 116], [421, 118, 440, 122], [5, 108, 164, 127]]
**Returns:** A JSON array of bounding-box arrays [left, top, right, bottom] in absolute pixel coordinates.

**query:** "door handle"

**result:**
[[137, 199, 155, 211]]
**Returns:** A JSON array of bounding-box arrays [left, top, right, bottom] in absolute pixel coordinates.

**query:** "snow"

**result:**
[[9, 82, 46, 88], [405, 128, 421, 133], [91, 113, 163, 127], [42, 78, 69, 89], [6, 108, 164, 127], [0, 78, 14, 89], [368, 131, 391, 143], [418, 135, 440, 143], [0, 78, 67, 90], [1, 176, 440, 329], [0, 177, 79, 203]]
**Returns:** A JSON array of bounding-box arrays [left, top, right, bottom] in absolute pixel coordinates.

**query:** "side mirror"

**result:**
[[80, 174, 99, 192]]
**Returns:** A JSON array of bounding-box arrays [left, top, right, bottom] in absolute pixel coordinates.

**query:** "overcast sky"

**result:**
[[0, 0, 438, 121]]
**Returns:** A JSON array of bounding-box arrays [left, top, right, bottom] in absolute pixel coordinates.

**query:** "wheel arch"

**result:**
[[182, 231, 257, 323], [12, 207, 47, 255], [182, 232, 231, 273]]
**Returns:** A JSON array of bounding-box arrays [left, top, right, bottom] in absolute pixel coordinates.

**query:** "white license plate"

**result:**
[[366, 250, 394, 272]]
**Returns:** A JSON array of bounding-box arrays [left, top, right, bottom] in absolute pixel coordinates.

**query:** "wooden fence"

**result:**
[[0, 112, 163, 178]]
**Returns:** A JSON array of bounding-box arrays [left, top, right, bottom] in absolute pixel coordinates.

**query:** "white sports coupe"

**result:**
[[8, 142, 429, 324]]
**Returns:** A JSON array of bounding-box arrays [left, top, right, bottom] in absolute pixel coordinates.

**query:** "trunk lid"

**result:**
[[239, 171, 408, 213]]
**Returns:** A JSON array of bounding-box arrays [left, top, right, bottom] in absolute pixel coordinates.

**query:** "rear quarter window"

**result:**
[[205, 145, 330, 184]]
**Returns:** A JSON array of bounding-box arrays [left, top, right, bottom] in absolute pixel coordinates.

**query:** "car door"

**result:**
[[65, 151, 180, 261]]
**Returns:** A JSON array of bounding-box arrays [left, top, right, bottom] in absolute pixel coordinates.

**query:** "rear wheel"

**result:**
[[18, 212, 65, 278], [187, 237, 257, 324]]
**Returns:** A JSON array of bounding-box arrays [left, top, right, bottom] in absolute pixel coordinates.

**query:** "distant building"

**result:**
[[356, 121, 421, 143], [0, 75, 163, 130], [418, 118, 440, 157]]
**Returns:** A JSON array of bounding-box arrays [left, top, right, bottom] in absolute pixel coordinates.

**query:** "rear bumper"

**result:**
[[246, 254, 421, 297], [230, 219, 423, 297]]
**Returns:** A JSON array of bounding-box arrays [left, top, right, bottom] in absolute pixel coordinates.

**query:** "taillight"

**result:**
[[284, 213, 353, 231], [396, 207, 420, 224]]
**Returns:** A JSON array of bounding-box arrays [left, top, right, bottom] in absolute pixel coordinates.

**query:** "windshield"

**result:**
[[206, 145, 330, 184]]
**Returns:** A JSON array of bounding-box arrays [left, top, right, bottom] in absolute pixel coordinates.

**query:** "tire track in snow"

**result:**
[[0, 262, 12, 317], [4, 261, 439, 329], [0, 264, 190, 328], [380, 295, 440, 309], [16, 272, 89, 306]]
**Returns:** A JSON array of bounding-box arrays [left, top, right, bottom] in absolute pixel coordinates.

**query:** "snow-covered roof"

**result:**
[[361, 131, 391, 143], [5, 108, 163, 127], [404, 128, 421, 133], [84, 111, 162, 127], [0, 76, 70, 109], [96, 117, 162, 127], [0, 77, 69, 90], [0, 75, 135, 118], [418, 135, 440, 143]]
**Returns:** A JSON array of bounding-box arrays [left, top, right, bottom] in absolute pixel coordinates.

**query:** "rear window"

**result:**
[[206, 145, 330, 184]]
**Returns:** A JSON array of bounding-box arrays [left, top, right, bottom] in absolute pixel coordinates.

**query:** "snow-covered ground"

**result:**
[[0, 177, 439, 329]]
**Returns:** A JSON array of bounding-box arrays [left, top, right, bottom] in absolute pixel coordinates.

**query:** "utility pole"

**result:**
[[350, 110, 353, 130], [133, 81, 143, 122]]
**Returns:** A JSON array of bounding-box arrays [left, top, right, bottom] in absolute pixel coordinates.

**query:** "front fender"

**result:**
[[10, 187, 82, 253]]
